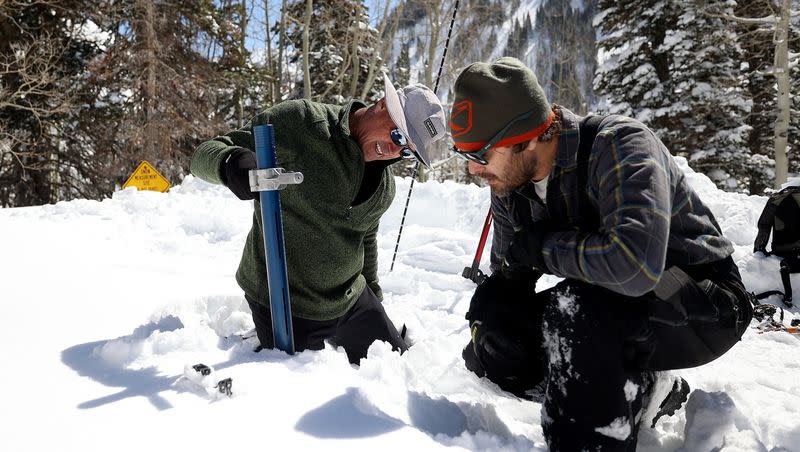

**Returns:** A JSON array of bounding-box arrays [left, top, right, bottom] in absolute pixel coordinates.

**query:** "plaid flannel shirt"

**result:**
[[490, 107, 733, 297]]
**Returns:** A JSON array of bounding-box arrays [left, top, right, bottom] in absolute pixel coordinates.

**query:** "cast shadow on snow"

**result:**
[[62, 340, 177, 410], [60, 315, 192, 411], [406, 390, 518, 439], [294, 387, 404, 438], [60, 310, 302, 411], [674, 390, 798, 452], [296, 388, 534, 448]]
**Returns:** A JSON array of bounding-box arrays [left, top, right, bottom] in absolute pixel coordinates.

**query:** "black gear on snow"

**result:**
[[753, 185, 800, 307]]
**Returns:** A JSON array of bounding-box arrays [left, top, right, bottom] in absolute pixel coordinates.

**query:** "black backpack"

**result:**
[[753, 185, 800, 307]]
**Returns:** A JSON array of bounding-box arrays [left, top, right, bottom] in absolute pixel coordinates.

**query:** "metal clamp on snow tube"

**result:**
[[249, 167, 304, 192]]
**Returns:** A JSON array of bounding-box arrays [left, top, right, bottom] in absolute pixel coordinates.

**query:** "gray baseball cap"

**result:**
[[383, 72, 446, 167]]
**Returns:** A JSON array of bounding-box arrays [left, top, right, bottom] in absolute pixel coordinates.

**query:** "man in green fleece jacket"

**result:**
[[190, 73, 446, 364]]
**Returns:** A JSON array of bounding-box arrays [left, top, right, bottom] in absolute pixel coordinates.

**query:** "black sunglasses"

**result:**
[[451, 110, 534, 165], [390, 128, 416, 160]]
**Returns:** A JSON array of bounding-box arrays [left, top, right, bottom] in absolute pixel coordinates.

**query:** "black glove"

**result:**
[[464, 272, 545, 395], [503, 221, 551, 274], [465, 271, 538, 365], [465, 271, 537, 327], [223, 148, 257, 200]]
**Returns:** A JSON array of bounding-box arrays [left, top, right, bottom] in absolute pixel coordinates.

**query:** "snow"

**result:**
[[1, 163, 799, 452], [624, 380, 640, 403], [595, 416, 632, 441], [71, 19, 112, 48], [782, 178, 800, 189]]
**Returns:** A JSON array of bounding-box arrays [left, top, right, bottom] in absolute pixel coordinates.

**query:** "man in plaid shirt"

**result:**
[[449, 57, 752, 451]]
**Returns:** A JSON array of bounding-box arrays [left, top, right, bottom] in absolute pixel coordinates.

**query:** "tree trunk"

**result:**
[[265, 0, 275, 103], [773, 0, 791, 188], [413, 0, 446, 182], [359, 0, 403, 101], [302, 0, 312, 99], [138, 0, 158, 160], [424, 1, 441, 89], [236, 0, 247, 127], [347, 18, 362, 99], [278, 0, 287, 101]]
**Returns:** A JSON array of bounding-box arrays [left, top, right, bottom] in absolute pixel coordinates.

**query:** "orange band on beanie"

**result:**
[[454, 111, 555, 151]]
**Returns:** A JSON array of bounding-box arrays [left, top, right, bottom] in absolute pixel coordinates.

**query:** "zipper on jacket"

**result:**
[[345, 206, 352, 220]]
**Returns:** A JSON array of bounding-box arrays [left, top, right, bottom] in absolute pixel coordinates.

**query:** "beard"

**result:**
[[486, 151, 537, 196]]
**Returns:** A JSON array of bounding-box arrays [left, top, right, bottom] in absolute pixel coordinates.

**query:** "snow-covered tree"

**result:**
[[662, 1, 752, 192], [734, 0, 780, 193], [784, 0, 798, 181], [594, 0, 678, 139], [720, 0, 797, 189], [392, 0, 597, 183], [595, 0, 758, 193]]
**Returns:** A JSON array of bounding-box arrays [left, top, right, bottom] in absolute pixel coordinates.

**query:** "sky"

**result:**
[[0, 157, 798, 451]]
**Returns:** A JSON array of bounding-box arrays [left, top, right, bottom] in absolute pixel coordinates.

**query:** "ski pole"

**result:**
[[251, 124, 304, 354], [389, 0, 460, 272], [462, 207, 492, 285]]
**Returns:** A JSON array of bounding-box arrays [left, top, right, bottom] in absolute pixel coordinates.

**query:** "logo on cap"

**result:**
[[424, 118, 438, 138], [450, 100, 473, 138]]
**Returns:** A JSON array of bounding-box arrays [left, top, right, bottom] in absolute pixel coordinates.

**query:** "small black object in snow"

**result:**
[[192, 363, 212, 376], [217, 378, 233, 397]]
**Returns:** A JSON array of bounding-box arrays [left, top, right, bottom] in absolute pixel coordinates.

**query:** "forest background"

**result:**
[[1, 0, 798, 208]]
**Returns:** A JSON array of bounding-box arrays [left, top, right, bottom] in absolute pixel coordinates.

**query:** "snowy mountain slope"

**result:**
[[0, 158, 798, 451]]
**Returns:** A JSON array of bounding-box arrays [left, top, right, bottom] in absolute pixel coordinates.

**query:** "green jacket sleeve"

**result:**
[[362, 221, 383, 301], [189, 121, 258, 185]]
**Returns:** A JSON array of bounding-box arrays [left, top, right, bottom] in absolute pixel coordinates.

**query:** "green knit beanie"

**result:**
[[450, 57, 553, 151]]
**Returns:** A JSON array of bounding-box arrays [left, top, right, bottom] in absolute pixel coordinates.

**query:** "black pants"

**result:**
[[246, 286, 408, 365], [465, 257, 752, 451]]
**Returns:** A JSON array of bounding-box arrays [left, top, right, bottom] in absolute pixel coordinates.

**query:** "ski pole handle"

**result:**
[[462, 207, 492, 285]]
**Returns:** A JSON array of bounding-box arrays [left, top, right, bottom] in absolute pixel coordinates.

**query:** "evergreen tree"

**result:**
[[533, 0, 596, 113], [735, 0, 781, 193], [505, 13, 533, 61], [596, 0, 760, 193], [662, 1, 752, 192], [788, 5, 799, 180], [91, 0, 227, 187], [594, 0, 678, 138], [394, 41, 411, 88]]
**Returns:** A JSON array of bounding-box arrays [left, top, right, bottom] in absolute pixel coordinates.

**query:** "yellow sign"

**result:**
[[122, 160, 171, 192]]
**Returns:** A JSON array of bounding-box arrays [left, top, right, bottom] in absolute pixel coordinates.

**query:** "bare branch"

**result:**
[[726, 14, 777, 24], [0, 0, 74, 33], [704, 5, 777, 25], [0, 35, 74, 118], [360, 0, 402, 100]]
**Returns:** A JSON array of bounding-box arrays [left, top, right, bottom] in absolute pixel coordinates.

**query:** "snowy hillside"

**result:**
[[393, 0, 595, 112], [1, 158, 798, 451]]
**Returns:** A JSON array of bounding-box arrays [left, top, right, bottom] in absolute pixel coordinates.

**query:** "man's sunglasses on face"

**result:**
[[390, 128, 416, 160], [451, 110, 534, 165]]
